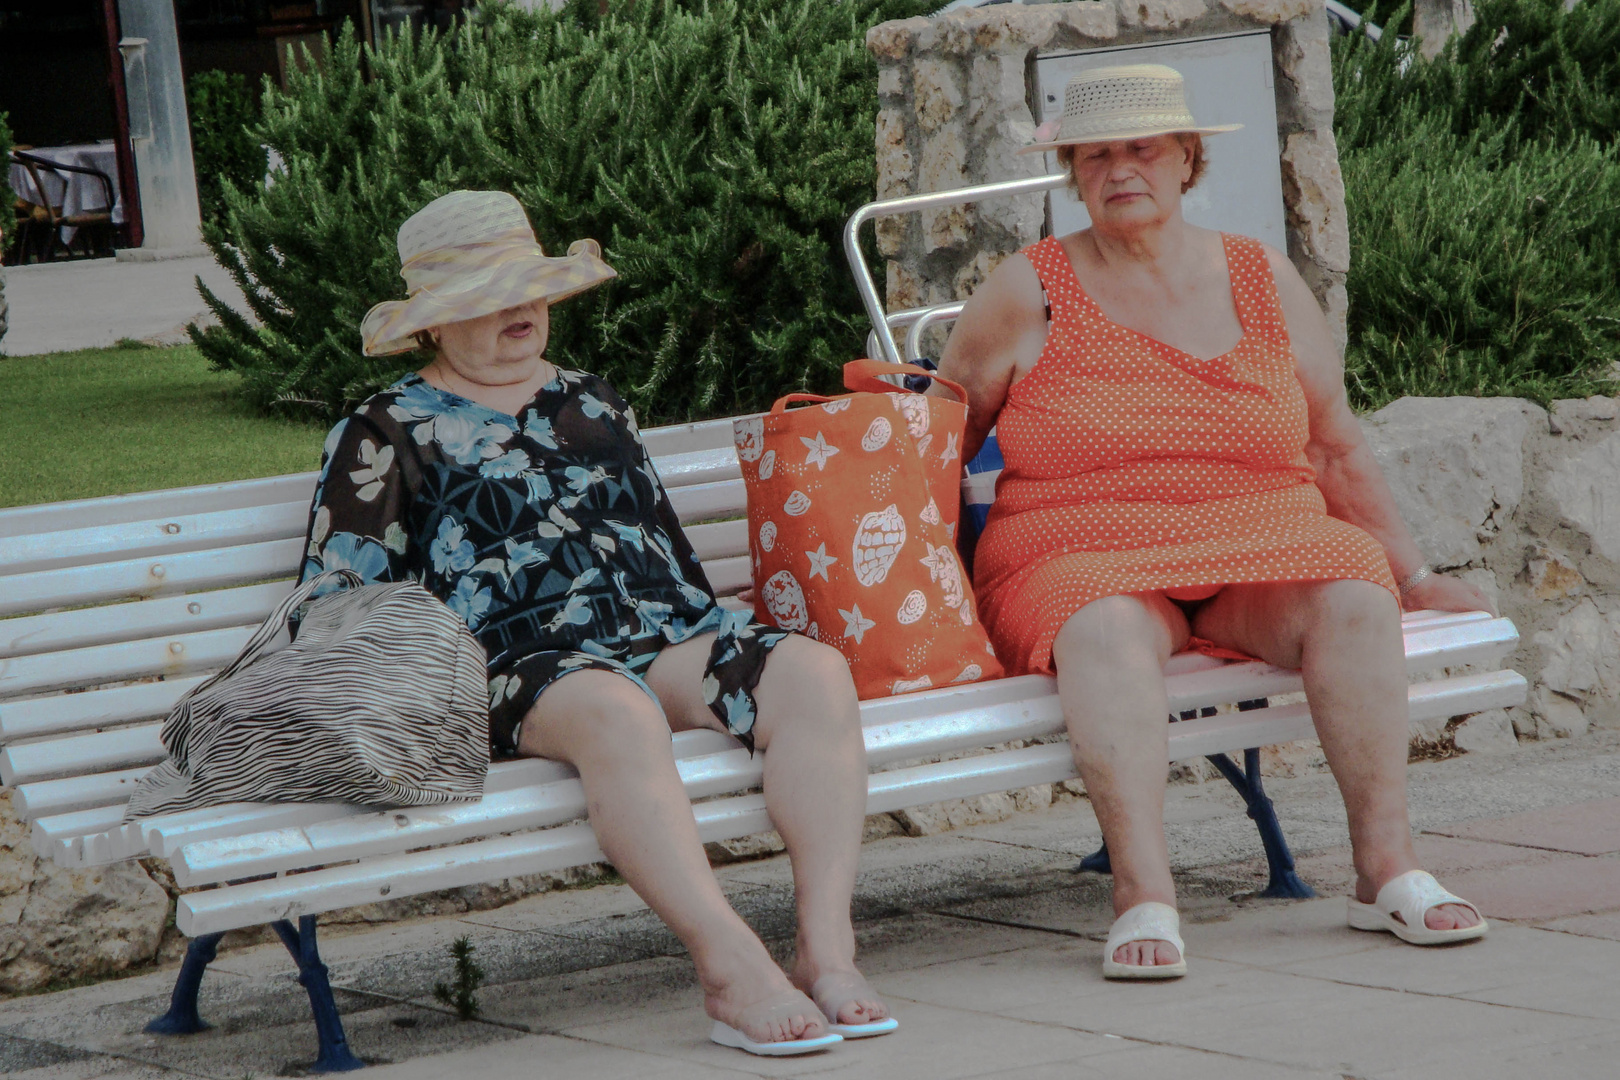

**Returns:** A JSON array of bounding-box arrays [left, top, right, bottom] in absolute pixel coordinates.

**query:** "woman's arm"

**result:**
[[301, 414, 415, 588], [927, 252, 1049, 463], [1266, 247, 1493, 614]]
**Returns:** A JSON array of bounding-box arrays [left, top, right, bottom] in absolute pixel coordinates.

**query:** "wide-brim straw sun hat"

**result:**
[[1018, 63, 1242, 155], [360, 190, 617, 356]]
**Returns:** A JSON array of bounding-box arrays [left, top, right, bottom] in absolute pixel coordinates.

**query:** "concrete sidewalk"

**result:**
[[0, 256, 251, 357], [2, 730, 1617, 1080]]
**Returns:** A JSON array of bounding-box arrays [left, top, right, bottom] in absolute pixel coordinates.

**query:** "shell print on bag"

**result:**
[[822, 398, 851, 414], [894, 393, 930, 437], [734, 417, 765, 462], [896, 589, 928, 624], [953, 663, 983, 683], [759, 520, 778, 552], [920, 544, 965, 609], [761, 570, 809, 631], [852, 504, 907, 586], [759, 449, 776, 479], [892, 675, 933, 693], [784, 490, 812, 516], [861, 416, 892, 452], [919, 497, 941, 525]]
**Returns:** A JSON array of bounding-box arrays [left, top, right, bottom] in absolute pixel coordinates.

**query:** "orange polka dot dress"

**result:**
[[973, 233, 1397, 676]]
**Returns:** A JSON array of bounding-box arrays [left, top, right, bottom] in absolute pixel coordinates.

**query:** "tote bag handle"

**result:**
[[767, 361, 969, 415], [842, 359, 968, 403], [161, 569, 363, 766]]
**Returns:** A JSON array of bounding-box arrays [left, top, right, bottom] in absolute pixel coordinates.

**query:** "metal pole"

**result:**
[[101, 0, 143, 248], [842, 173, 1066, 365]]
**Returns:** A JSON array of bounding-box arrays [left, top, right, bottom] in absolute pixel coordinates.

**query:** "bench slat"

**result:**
[[638, 416, 748, 459], [0, 473, 319, 540], [172, 665, 1529, 938], [12, 767, 152, 819], [0, 583, 291, 662], [0, 628, 254, 704], [666, 478, 746, 523], [0, 539, 304, 618], [1, 676, 209, 744], [1, 723, 164, 788], [0, 503, 309, 578]]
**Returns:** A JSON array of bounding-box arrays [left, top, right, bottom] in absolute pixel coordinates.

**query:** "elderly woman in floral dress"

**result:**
[[301, 191, 893, 1055]]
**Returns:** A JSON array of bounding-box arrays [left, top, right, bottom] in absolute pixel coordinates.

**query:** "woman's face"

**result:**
[[431, 298, 551, 384], [1070, 135, 1194, 236]]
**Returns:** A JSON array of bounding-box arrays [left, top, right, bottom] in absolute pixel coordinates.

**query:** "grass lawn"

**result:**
[[0, 343, 328, 509]]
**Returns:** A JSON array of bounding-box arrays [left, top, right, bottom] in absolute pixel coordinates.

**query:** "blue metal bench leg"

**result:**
[[146, 932, 228, 1034], [271, 917, 366, 1073], [1078, 842, 1111, 874], [1205, 741, 1316, 900]]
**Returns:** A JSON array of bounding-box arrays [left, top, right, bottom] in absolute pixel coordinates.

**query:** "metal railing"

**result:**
[[842, 172, 1067, 365]]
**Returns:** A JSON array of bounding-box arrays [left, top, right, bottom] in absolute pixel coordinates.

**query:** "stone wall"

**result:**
[[869, 0, 1350, 349]]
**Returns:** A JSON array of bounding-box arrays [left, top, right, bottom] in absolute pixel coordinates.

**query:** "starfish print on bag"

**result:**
[[805, 542, 838, 581], [801, 432, 840, 470], [840, 602, 877, 643]]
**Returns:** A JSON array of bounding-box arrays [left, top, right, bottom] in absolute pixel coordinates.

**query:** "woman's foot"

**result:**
[[1355, 871, 1481, 931], [1103, 901, 1187, 979], [1112, 939, 1182, 967], [703, 959, 826, 1045], [790, 959, 889, 1028]]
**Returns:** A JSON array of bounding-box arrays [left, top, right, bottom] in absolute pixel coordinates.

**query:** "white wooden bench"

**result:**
[[0, 420, 1526, 1069]]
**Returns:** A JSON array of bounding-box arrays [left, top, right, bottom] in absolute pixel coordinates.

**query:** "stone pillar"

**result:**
[[1414, 0, 1475, 60], [868, 1, 1351, 349], [115, 0, 204, 260]]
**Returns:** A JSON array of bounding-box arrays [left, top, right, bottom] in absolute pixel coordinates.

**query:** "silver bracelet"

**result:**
[[1397, 563, 1433, 597]]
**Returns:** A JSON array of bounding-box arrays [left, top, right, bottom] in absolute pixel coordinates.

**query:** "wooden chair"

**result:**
[[8, 150, 118, 262]]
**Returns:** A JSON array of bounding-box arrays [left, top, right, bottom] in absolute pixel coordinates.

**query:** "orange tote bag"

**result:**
[[734, 361, 1004, 699]]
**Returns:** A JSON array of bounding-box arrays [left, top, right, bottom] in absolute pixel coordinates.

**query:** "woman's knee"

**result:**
[[1053, 594, 1176, 668], [520, 673, 669, 763], [755, 636, 861, 735], [1301, 579, 1399, 639]]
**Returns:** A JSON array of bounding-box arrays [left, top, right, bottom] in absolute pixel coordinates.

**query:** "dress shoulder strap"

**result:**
[[1222, 234, 1291, 350], [1020, 235, 1089, 320]]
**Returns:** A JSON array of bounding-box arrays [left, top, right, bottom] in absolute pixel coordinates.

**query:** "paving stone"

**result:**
[[1427, 796, 1620, 855], [0, 1033, 92, 1074], [1533, 909, 1620, 941], [353, 1032, 745, 1080], [1443, 853, 1620, 920]]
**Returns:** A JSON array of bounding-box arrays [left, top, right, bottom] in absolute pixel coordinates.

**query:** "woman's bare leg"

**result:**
[[1192, 579, 1478, 930], [646, 633, 886, 1026], [1050, 593, 1191, 968], [518, 670, 823, 1043]]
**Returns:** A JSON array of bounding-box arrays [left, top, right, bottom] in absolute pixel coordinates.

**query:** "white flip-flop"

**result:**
[[709, 1020, 842, 1056], [1101, 901, 1187, 980], [810, 972, 900, 1039], [1347, 869, 1488, 945]]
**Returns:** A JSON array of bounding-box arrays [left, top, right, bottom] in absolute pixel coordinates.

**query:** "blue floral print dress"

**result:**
[[300, 369, 791, 756]]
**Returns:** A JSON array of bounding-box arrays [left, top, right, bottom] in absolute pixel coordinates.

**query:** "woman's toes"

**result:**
[[1425, 903, 1479, 932], [1114, 939, 1179, 966]]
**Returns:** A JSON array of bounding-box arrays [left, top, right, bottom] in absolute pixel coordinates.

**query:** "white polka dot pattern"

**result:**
[[973, 234, 1398, 675]]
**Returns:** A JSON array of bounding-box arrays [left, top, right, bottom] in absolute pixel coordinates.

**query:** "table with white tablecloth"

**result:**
[[8, 141, 125, 250]]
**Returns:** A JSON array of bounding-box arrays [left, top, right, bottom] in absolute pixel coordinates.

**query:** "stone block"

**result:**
[[876, 107, 914, 200], [1548, 429, 1620, 564], [966, 53, 1027, 129], [875, 215, 909, 258], [885, 259, 926, 312], [1522, 546, 1584, 601], [1272, 12, 1336, 132], [0, 803, 170, 992], [1280, 130, 1350, 274], [953, 250, 1006, 300], [1532, 691, 1591, 740], [1453, 709, 1519, 754], [877, 64, 907, 101], [1220, 0, 1314, 23], [1054, 1, 1120, 42], [914, 58, 965, 135], [1531, 599, 1616, 707], [919, 126, 969, 192], [891, 791, 1018, 836], [1115, 0, 1210, 31], [867, 17, 928, 62], [1360, 397, 1533, 569], [705, 830, 785, 865]]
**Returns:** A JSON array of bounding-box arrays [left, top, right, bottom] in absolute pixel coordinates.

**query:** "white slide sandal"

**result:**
[[1347, 869, 1488, 945], [1101, 901, 1188, 980], [709, 1020, 843, 1057], [810, 972, 900, 1039]]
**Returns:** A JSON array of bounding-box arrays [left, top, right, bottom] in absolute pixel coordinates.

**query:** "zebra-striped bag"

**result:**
[[124, 570, 490, 820]]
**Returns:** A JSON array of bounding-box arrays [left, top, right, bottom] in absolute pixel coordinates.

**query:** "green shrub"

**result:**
[[1334, 0, 1620, 408], [191, 0, 936, 424], [186, 69, 269, 227], [1, 108, 15, 234]]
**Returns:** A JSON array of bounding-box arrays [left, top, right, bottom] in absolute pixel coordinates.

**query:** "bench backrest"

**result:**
[[0, 415, 759, 818]]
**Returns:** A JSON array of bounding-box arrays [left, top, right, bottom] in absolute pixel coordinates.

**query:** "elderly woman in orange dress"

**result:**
[[933, 65, 1489, 979]]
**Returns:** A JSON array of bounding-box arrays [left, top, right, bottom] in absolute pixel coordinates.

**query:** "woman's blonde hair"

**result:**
[[1056, 133, 1206, 197]]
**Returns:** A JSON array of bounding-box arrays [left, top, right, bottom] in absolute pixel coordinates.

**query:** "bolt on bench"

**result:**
[[0, 177, 1526, 1071]]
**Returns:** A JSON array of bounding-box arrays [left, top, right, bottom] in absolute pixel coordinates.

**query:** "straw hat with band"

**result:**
[[1018, 63, 1242, 155], [360, 190, 616, 357]]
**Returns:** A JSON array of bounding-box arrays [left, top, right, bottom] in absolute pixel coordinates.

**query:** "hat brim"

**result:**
[[361, 242, 617, 356], [1016, 122, 1243, 155]]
